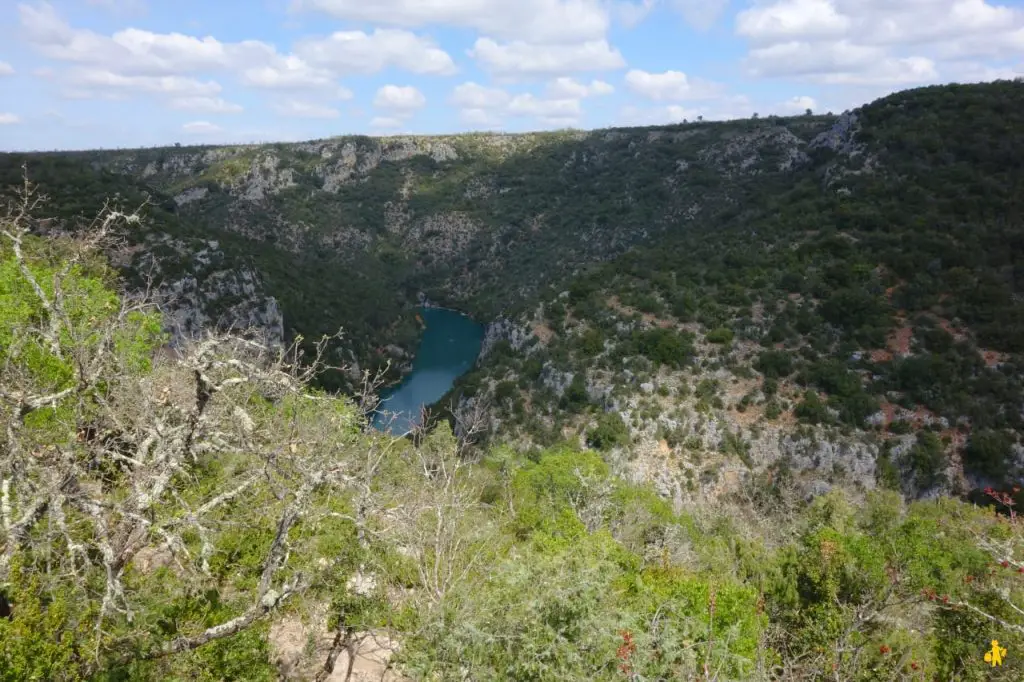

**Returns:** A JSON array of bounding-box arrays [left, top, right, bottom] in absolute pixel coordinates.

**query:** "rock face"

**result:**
[[478, 316, 535, 361], [133, 236, 283, 348]]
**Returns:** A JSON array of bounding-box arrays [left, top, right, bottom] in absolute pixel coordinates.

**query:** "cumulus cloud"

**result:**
[[0, 62, 14, 76], [19, 1, 451, 107], [294, 29, 456, 76], [624, 69, 724, 100], [373, 85, 426, 113], [291, 0, 610, 44], [545, 77, 614, 98], [450, 81, 587, 128], [470, 38, 625, 77], [64, 68, 222, 96], [736, 0, 1024, 87], [0, 113, 21, 125]]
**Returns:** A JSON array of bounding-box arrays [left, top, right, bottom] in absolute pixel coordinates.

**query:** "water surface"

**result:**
[[372, 307, 483, 434]]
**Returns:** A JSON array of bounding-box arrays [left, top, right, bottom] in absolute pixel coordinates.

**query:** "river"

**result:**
[[372, 307, 484, 435]]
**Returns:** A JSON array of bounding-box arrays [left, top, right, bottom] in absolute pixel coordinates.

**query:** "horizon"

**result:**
[[1, 0, 1023, 151]]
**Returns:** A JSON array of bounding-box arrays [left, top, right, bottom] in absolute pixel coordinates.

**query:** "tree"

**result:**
[[0, 180, 377, 677]]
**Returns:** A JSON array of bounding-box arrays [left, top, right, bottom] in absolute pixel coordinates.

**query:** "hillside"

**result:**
[[450, 80, 1024, 500], [4, 79, 1024, 681], [1, 112, 834, 387]]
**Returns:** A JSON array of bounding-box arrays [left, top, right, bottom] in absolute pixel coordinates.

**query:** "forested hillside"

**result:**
[[452, 80, 1024, 500], [3, 79, 1024, 680]]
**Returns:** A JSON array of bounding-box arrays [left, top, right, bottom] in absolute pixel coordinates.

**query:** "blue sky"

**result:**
[[0, 0, 1022, 150]]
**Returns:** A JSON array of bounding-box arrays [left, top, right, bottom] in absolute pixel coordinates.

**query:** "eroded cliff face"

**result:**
[[98, 119, 832, 313], [129, 235, 283, 348]]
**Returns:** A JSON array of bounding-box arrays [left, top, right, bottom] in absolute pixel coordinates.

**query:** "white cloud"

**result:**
[[625, 69, 724, 100], [746, 40, 939, 85], [546, 77, 614, 98], [0, 113, 20, 125], [618, 104, 699, 125], [182, 120, 222, 134], [470, 38, 625, 77], [238, 57, 337, 91], [291, 0, 610, 44], [295, 29, 456, 76], [273, 99, 341, 118], [451, 82, 510, 109], [64, 69, 222, 97], [671, 0, 731, 31], [449, 81, 588, 127], [0, 62, 14, 76], [507, 93, 581, 119], [614, 0, 657, 28], [373, 85, 426, 113], [19, 3, 344, 94], [169, 96, 243, 113], [737, 0, 849, 44], [775, 95, 817, 114], [736, 0, 1024, 87]]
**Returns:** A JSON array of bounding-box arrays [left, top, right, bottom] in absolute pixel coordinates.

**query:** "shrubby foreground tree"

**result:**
[[0, 180, 403, 679]]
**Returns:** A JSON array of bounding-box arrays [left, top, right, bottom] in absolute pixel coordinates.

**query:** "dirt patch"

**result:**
[[934, 316, 968, 343], [270, 611, 406, 682], [531, 322, 555, 345], [870, 349, 894, 363], [981, 349, 1009, 367], [887, 323, 913, 356]]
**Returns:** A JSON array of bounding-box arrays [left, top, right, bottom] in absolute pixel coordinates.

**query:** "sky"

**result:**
[[0, 0, 1022, 150]]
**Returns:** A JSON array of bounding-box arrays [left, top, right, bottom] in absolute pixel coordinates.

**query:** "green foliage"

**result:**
[[630, 327, 694, 368], [586, 412, 630, 451], [0, 560, 92, 682], [909, 431, 947, 488], [755, 350, 794, 378], [965, 429, 1016, 479], [705, 326, 734, 344]]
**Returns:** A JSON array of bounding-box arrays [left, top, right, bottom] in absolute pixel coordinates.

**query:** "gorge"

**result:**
[[371, 306, 484, 434]]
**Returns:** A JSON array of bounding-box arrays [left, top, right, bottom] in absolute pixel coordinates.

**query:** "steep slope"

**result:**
[[455, 80, 1024, 499], [1, 115, 834, 387]]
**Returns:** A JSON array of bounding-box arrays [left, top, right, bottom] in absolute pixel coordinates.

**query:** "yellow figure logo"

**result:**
[[984, 639, 1007, 667]]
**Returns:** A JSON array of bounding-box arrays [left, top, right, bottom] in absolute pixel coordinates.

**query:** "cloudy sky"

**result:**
[[0, 0, 1022, 150]]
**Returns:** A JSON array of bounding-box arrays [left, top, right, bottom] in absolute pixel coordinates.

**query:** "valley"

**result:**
[[4, 79, 1024, 680]]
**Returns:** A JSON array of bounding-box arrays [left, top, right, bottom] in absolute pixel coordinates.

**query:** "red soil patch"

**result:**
[[887, 324, 913, 356], [878, 401, 897, 428], [531, 322, 555, 345], [933, 316, 968, 343], [870, 349, 894, 363], [981, 349, 1009, 367]]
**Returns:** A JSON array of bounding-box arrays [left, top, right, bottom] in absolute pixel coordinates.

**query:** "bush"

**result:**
[[705, 327, 735, 344], [587, 412, 630, 451]]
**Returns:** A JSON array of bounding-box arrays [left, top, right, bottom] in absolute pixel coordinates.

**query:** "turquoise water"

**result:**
[[372, 307, 484, 435]]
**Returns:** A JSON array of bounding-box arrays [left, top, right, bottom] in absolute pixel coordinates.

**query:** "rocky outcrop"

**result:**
[[478, 316, 535, 361], [134, 236, 283, 348]]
